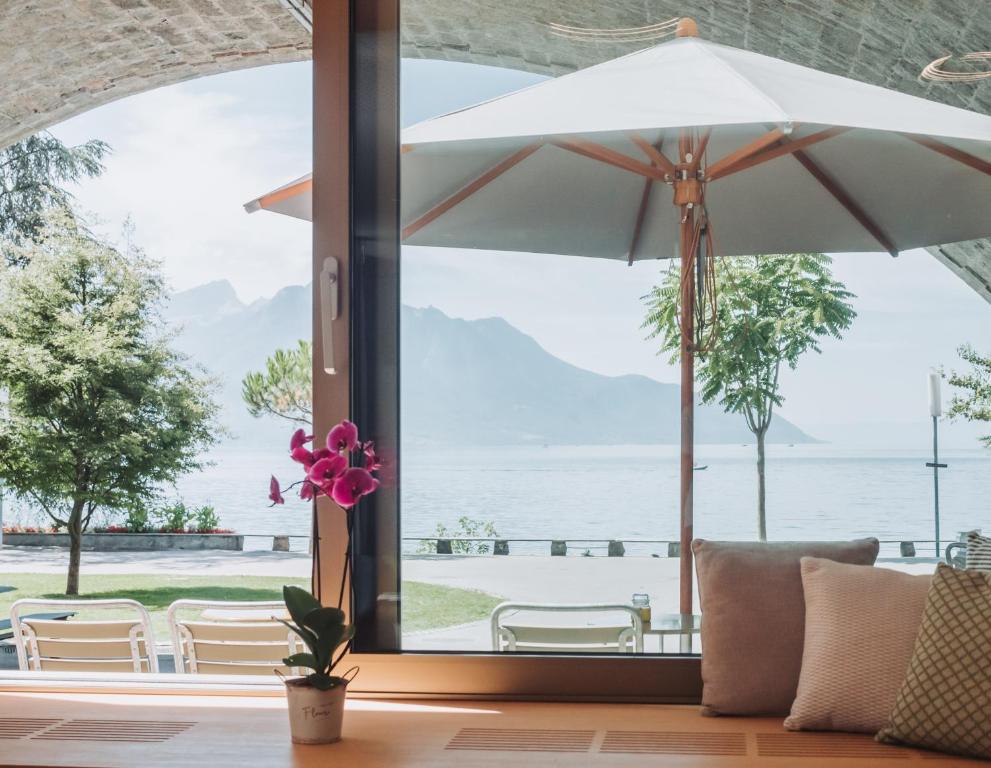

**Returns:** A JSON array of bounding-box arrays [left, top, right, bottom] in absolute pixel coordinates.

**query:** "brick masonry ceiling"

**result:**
[[0, 0, 988, 299]]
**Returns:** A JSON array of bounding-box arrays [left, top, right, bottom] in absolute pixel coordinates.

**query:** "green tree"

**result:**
[[0, 216, 220, 594], [947, 344, 991, 447], [643, 253, 856, 540], [0, 133, 109, 266], [242, 340, 312, 425]]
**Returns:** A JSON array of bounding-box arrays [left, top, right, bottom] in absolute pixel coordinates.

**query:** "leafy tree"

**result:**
[[0, 133, 109, 266], [643, 253, 856, 541], [0, 216, 220, 594], [242, 340, 312, 425], [947, 344, 991, 447]]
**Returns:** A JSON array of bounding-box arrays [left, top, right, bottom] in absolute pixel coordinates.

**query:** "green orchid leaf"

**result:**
[[283, 585, 322, 627], [276, 618, 319, 657], [283, 653, 319, 672], [300, 606, 346, 636]]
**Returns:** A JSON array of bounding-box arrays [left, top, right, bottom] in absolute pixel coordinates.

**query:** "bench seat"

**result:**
[[0, 690, 978, 767]]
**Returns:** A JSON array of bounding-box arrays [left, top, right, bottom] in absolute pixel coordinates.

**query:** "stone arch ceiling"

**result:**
[[1, 0, 989, 300], [0, 1, 312, 148]]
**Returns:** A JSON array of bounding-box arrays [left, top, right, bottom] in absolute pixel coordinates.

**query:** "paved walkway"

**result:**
[[0, 546, 311, 577]]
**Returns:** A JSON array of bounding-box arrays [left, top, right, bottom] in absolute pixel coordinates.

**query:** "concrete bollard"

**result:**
[[494, 539, 509, 555], [551, 540, 567, 557], [273, 535, 290, 552], [608, 540, 625, 557], [667, 542, 680, 558], [435, 539, 452, 555], [900, 541, 916, 557]]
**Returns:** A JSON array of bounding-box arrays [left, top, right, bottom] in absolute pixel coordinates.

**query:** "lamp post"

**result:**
[[926, 371, 947, 557]]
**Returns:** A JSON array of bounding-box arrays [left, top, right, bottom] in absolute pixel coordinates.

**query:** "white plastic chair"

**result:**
[[167, 599, 299, 676], [491, 603, 643, 654], [10, 598, 158, 673]]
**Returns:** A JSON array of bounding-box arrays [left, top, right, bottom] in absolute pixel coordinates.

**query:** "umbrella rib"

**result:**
[[627, 132, 677, 177], [704, 126, 788, 180], [706, 126, 848, 180], [901, 134, 991, 177], [791, 149, 898, 257], [252, 177, 313, 212], [553, 138, 666, 181], [402, 142, 543, 240], [627, 176, 654, 266], [688, 128, 712, 175]]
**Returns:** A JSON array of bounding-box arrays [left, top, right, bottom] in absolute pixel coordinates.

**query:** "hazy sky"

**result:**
[[50, 59, 991, 447]]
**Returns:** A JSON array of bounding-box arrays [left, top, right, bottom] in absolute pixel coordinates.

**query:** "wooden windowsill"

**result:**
[[0, 689, 977, 767]]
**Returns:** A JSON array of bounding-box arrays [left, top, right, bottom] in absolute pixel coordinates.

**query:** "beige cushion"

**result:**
[[784, 558, 931, 733], [877, 564, 991, 759], [693, 538, 879, 716], [965, 530, 991, 571]]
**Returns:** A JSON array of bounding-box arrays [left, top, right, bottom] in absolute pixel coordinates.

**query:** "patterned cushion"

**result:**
[[966, 530, 991, 572], [877, 564, 991, 759], [785, 558, 931, 733]]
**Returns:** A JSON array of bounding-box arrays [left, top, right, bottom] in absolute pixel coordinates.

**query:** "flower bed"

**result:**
[[94, 525, 235, 534]]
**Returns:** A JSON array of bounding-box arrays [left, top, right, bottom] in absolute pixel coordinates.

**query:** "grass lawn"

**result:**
[[0, 574, 502, 639], [401, 581, 504, 633]]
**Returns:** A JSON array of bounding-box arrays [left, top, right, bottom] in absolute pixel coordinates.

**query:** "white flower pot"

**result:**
[[284, 678, 348, 744]]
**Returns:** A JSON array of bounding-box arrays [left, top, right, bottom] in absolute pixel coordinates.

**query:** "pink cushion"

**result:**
[[785, 557, 931, 733], [693, 538, 879, 716]]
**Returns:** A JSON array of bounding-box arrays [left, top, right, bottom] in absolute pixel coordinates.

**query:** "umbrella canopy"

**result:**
[[244, 174, 312, 221], [249, 33, 991, 262]]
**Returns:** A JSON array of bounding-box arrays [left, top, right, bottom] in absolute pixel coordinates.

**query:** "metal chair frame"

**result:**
[[167, 599, 299, 675], [10, 598, 158, 673], [490, 602, 644, 654]]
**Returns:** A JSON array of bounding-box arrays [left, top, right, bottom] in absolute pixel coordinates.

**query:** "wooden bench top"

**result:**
[[0, 691, 978, 767]]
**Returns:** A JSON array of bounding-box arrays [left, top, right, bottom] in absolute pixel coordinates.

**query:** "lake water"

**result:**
[[6, 442, 989, 553]]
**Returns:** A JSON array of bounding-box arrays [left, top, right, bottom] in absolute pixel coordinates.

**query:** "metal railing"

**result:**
[[400, 537, 951, 559]]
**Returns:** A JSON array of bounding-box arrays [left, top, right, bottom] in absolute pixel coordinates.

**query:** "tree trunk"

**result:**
[[756, 429, 768, 542], [65, 498, 86, 595]]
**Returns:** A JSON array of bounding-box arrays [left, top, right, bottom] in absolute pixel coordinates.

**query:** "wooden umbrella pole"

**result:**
[[679, 203, 695, 617], [676, 124, 700, 618]]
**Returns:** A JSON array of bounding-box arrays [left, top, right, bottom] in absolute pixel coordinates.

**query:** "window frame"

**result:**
[[322, 0, 703, 701]]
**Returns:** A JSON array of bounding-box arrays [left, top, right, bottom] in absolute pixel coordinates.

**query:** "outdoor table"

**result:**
[[0, 611, 75, 644], [643, 613, 701, 655]]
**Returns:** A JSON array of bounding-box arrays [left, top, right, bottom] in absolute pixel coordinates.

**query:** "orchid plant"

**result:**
[[269, 420, 380, 508], [268, 420, 380, 688]]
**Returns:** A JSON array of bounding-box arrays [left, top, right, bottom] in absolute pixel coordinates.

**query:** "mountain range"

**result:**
[[165, 281, 815, 446]]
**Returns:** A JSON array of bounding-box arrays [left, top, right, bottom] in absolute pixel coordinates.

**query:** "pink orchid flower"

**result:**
[[328, 420, 359, 453], [290, 445, 315, 467], [268, 475, 285, 505], [291, 445, 332, 469], [290, 428, 313, 451], [362, 441, 381, 472], [299, 481, 315, 501], [307, 453, 348, 496], [331, 467, 380, 508]]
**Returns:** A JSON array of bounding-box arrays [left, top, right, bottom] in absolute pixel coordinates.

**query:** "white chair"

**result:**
[[10, 598, 158, 673], [167, 599, 300, 676], [491, 602, 643, 654]]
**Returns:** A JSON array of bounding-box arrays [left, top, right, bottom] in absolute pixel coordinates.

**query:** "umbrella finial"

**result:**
[[675, 17, 698, 38]]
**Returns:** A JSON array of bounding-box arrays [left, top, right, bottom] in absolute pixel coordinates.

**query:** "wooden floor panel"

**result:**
[[0, 692, 979, 767]]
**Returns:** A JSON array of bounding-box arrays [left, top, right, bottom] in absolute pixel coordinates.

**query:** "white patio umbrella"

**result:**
[[244, 173, 312, 221], [247, 19, 991, 614]]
